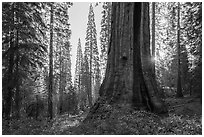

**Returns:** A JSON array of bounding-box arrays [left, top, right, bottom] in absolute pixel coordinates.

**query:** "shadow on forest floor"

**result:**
[[166, 96, 202, 116], [2, 96, 202, 135]]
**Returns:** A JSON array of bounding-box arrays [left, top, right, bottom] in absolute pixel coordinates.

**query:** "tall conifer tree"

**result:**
[[84, 3, 100, 106], [74, 38, 83, 108]]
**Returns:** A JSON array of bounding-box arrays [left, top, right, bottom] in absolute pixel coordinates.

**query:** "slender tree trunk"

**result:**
[[5, 3, 15, 120], [48, 3, 54, 119], [36, 95, 39, 119], [14, 2, 20, 119], [87, 76, 92, 107], [176, 2, 183, 98], [89, 42, 93, 107], [15, 30, 20, 119], [87, 3, 167, 118], [59, 41, 63, 114], [78, 67, 82, 109], [152, 2, 156, 77]]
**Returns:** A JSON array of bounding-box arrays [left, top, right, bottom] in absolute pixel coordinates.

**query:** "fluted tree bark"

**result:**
[[87, 2, 167, 118]]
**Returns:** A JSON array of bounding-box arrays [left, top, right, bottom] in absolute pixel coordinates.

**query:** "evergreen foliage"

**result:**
[[84, 4, 101, 105], [153, 2, 200, 97], [2, 2, 47, 119], [74, 38, 84, 109], [2, 2, 73, 120], [182, 2, 202, 96], [48, 2, 73, 117], [100, 2, 112, 81]]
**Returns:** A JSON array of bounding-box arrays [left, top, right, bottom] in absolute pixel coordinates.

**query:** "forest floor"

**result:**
[[2, 96, 202, 135]]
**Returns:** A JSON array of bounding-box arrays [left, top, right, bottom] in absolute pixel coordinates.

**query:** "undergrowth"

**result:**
[[2, 105, 202, 135], [2, 118, 49, 135], [65, 105, 201, 135]]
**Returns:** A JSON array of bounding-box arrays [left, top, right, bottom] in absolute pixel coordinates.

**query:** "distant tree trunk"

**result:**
[[59, 41, 63, 114], [89, 45, 93, 107], [15, 31, 20, 119], [78, 65, 82, 109], [176, 2, 183, 98], [82, 55, 90, 108], [35, 95, 39, 119], [48, 3, 54, 119], [5, 3, 15, 120], [189, 78, 192, 96], [87, 74, 92, 107], [87, 3, 167, 118], [151, 2, 156, 77], [15, 2, 20, 119]]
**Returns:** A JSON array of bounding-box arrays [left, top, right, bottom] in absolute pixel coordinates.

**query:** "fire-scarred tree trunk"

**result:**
[[87, 2, 167, 118]]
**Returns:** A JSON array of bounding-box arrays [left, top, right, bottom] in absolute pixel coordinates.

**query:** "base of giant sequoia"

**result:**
[[77, 101, 167, 135], [83, 2, 168, 122], [84, 72, 168, 121], [84, 91, 167, 123]]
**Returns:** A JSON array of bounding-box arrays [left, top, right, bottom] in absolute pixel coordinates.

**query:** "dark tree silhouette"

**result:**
[[48, 3, 54, 119], [152, 2, 156, 77], [176, 2, 183, 98]]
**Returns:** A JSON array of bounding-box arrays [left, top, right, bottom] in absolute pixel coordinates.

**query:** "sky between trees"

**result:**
[[69, 2, 102, 80]]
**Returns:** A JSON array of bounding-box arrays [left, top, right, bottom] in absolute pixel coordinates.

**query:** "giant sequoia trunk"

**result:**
[[88, 2, 167, 117]]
